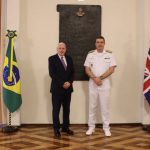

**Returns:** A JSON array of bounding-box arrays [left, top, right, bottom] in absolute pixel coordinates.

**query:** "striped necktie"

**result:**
[[61, 56, 67, 70]]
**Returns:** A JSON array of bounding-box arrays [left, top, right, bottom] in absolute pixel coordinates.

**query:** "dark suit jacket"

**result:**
[[48, 54, 74, 94]]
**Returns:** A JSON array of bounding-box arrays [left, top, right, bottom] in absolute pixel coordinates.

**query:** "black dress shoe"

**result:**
[[54, 130, 61, 138], [62, 128, 74, 135]]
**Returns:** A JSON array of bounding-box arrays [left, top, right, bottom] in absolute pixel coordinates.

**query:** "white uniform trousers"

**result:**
[[88, 87, 110, 131]]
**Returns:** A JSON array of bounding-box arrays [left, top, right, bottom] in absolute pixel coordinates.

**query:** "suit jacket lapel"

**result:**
[[65, 56, 70, 71]]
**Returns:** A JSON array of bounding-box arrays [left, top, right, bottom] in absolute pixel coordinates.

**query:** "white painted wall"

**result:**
[[3, 0, 150, 124]]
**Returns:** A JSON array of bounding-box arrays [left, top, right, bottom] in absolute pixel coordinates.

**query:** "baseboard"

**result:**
[[21, 123, 142, 128]]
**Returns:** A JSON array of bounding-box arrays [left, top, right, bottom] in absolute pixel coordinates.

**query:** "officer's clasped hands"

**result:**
[[93, 77, 102, 86]]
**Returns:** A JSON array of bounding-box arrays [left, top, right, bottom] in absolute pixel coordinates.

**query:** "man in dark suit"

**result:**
[[48, 42, 74, 138]]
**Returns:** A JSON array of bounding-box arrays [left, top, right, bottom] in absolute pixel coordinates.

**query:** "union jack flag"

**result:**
[[143, 48, 150, 105]]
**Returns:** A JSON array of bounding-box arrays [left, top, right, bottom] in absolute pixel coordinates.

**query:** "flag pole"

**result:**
[[2, 30, 21, 133], [8, 111, 11, 126]]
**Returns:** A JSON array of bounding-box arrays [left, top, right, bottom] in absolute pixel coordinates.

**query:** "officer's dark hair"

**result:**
[[96, 36, 105, 43]]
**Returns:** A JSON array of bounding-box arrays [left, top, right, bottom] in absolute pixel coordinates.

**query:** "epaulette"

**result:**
[[88, 50, 95, 54], [105, 50, 112, 53]]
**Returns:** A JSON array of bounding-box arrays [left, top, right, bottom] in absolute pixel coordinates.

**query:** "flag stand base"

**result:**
[[1, 112, 19, 133], [2, 126, 19, 133], [143, 125, 150, 132]]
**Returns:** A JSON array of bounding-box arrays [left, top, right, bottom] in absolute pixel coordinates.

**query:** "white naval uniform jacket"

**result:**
[[84, 49, 117, 90]]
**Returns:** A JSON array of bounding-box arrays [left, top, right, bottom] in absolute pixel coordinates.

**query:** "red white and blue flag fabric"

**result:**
[[143, 48, 150, 105]]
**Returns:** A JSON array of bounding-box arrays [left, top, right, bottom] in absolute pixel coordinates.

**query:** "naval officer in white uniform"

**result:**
[[84, 36, 117, 136]]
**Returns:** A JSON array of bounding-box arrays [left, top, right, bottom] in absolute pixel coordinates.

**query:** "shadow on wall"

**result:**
[[44, 74, 52, 123], [81, 81, 89, 123], [112, 39, 140, 122], [19, 0, 39, 122], [19, 42, 39, 122]]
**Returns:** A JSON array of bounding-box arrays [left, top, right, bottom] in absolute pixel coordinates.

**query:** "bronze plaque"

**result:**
[[57, 5, 101, 80]]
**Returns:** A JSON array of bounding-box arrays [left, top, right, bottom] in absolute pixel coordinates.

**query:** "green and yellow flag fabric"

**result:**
[[3, 30, 22, 113]]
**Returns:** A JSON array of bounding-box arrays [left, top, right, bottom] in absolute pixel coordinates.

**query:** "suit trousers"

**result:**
[[52, 91, 71, 130]]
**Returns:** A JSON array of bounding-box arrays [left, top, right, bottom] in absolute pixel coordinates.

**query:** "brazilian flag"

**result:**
[[3, 30, 22, 113]]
